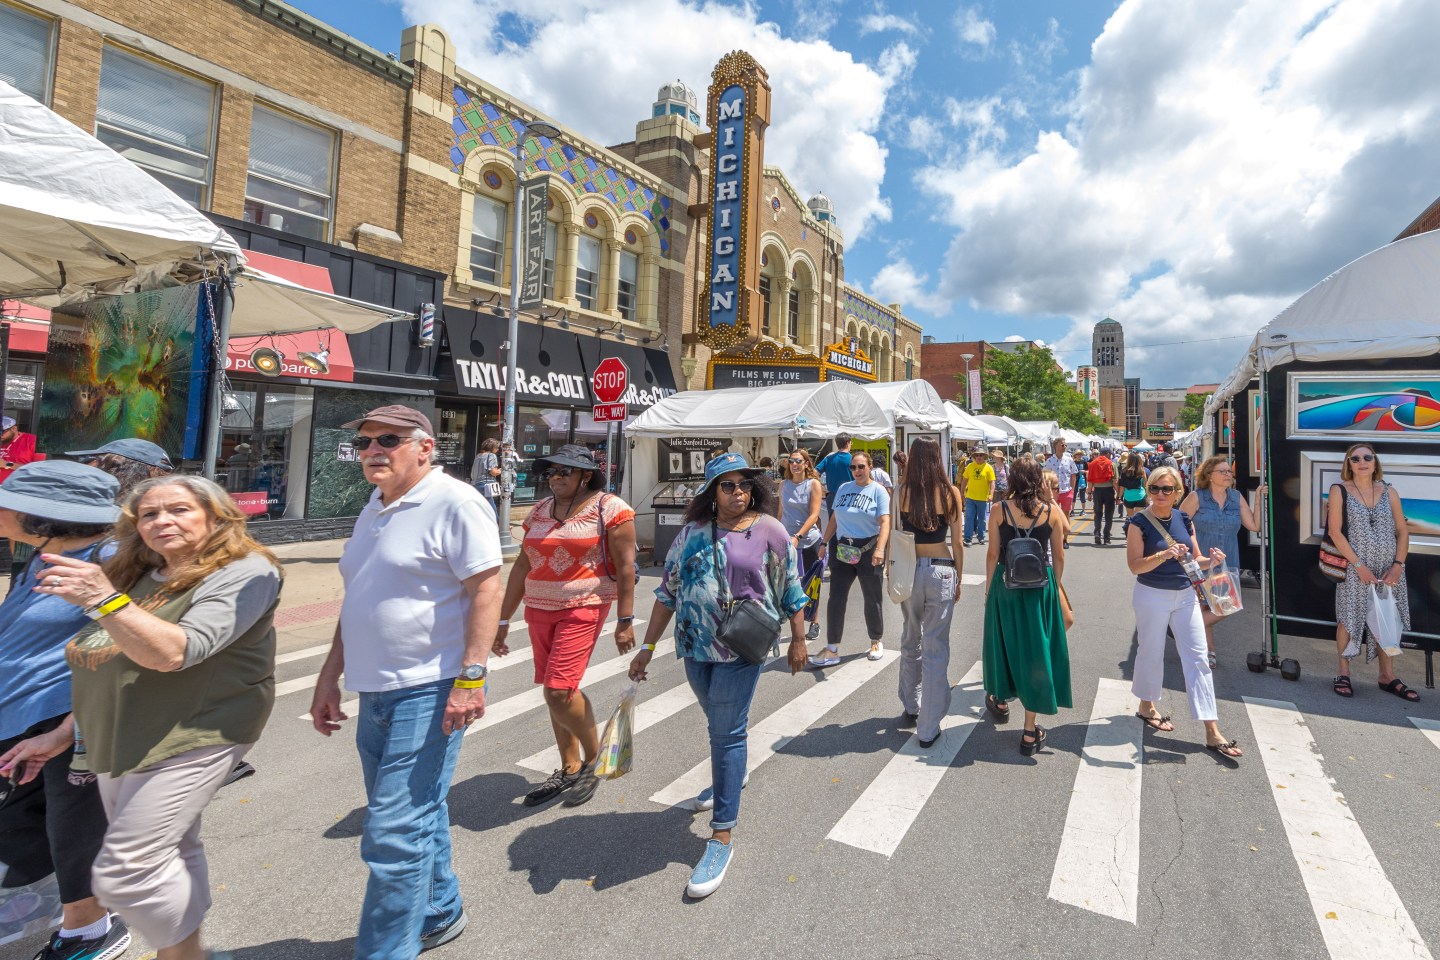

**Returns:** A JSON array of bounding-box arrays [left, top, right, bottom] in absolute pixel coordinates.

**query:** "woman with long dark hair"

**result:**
[[894, 439, 964, 747], [776, 449, 823, 642], [981, 457, 1071, 755], [1117, 451, 1149, 518], [630, 453, 807, 898], [813, 451, 891, 667]]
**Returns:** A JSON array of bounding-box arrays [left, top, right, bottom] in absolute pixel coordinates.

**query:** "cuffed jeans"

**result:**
[[355, 679, 465, 960], [826, 541, 885, 647], [963, 498, 990, 542], [684, 658, 763, 831], [1131, 582, 1217, 721], [898, 559, 957, 741]]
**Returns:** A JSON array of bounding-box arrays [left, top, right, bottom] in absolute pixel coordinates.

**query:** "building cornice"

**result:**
[[227, 0, 413, 85]]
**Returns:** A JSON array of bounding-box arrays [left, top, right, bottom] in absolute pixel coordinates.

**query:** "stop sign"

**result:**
[[592, 357, 629, 404]]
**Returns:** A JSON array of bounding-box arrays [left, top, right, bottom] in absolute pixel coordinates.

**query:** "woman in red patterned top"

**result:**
[[497, 444, 636, 809]]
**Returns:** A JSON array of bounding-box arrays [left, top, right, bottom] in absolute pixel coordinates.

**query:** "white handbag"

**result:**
[[1366, 583, 1403, 656], [887, 502, 917, 604]]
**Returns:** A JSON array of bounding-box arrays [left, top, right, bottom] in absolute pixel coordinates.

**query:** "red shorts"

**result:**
[[526, 603, 610, 692], [1057, 491, 1075, 515]]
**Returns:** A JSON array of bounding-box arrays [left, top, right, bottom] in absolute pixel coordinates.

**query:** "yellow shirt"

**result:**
[[962, 461, 995, 501]]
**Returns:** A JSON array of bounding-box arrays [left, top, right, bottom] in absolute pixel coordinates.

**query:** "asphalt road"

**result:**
[[5, 512, 1438, 960]]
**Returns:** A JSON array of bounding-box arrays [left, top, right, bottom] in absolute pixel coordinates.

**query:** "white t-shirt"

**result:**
[[871, 467, 893, 491], [339, 469, 502, 692]]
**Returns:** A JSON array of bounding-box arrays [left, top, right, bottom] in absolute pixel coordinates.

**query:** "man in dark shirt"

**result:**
[[815, 433, 854, 517]]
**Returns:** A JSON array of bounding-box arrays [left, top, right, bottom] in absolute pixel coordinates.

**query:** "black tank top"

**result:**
[[900, 510, 949, 545]]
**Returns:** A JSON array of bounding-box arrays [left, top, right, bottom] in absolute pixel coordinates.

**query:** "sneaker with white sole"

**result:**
[[32, 917, 131, 960], [808, 650, 840, 669], [805, 621, 820, 641], [419, 908, 468, 952], [867, 642, 884, 661], [686, 839, 735, 898], [688, 771, 751, 811]]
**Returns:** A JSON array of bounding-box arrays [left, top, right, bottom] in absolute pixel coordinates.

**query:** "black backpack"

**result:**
[[1002, 502, 1050, 590]]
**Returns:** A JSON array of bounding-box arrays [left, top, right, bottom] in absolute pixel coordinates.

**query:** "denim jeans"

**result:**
[[684, 657, 763, 831], [355, 679, 465, 960], [963, 497, 990, 542]]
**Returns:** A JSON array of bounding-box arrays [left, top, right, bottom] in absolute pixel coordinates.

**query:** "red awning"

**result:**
[[0, 300, 52, 353], [225, 252, 354, 382]]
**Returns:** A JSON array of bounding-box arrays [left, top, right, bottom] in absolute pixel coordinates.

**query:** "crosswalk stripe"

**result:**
[[464, 635, 671, 737], [1047, 678, 1144, 924], [649, 650, 897, 809], [827, 660, 985, 857], [1245, 696, 1433, 960], [961, 574, 985, 586], [293, 619, 641, 719], [275, 643, 333, 665], [1410, 716, 1440, 751]]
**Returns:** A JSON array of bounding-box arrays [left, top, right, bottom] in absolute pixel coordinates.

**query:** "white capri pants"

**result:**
[[1130, 582, 1217, 721]]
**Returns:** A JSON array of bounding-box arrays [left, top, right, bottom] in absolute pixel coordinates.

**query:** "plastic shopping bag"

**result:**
[[802, 554, 825, 625], [1200, 566, 1243, 618], [1367, 583, 1403, 657], [592, 681, 637, 780]]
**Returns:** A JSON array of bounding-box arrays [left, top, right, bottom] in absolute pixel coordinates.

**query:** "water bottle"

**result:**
[[1179, 551, 1206, 589]]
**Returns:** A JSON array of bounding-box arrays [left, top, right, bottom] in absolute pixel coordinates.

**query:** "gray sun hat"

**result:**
[[65, 438, 175, 471], [532, 444, 604, 491], [0, 460, 121, 524]]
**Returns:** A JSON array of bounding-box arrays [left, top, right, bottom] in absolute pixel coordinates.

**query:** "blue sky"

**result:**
[[287, 0, 1440, 388]]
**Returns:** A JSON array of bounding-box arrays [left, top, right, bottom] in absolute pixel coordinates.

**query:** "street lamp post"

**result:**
[[960, 352, 975, 412], [497, 119, 561, 553]]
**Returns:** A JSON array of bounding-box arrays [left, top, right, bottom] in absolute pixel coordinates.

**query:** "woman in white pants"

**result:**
[[1124, 466, 1243, 759]]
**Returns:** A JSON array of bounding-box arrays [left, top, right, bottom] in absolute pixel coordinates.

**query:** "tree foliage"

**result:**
[[971, 345, 1109, 433], [1177, 393, 1209, 430]]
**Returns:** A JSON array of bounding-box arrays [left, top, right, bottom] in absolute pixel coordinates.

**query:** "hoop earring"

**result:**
[[710, 500, 717, 514]]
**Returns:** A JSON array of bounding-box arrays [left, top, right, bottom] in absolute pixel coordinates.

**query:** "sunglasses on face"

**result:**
[[1349, 454, 1375, 463], [1147, 484, 1178, 495], [542, 466, 578, 480], [353, 434, 417, 451], [717, 479, 754, 494], [850, 464, 869, 472], [787, 458, 806, 465]]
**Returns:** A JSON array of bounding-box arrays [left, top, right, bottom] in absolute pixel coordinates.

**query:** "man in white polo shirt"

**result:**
[[309, 405, 502, 960]]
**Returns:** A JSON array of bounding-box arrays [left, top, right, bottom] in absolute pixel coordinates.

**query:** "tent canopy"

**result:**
[[1209, 229, 1440, 416], [1132, 440, 1154, 451], [1018, 420, 1063, 441], [856, 380, 950, 432], [976, 414, 1044, 445], [626, 381, 893, 440], [945, 402, 1008, 443]]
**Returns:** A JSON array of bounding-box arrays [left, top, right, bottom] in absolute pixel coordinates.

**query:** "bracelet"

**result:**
[[85, 592, 123, 613], [498, 619, 509, 627], [617, 615, 635, 624], [452, 677, 486, 690], [642, 643, 656, 652], [86, 594, 131, 621]]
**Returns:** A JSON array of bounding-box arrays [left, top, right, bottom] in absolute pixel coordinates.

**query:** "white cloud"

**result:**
[[858, 4, 922, 37], [402, 0, 903, 239], [954, 5, 997, 52], [914, 0, 1440, 384], [868, 258, 952, 315]]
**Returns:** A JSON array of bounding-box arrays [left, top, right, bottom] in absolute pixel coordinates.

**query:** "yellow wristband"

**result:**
[[87, 594, 131, 620], [452, 677, 486, 690], [642, 643, 656, 652]]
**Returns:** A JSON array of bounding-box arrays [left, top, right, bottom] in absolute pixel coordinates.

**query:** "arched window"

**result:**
[[470, 194, 506, 286], [905, 346, 914, 380]]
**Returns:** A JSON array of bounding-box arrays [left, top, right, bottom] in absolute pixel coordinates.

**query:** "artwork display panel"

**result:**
[[1288, 371, 1440, 443]]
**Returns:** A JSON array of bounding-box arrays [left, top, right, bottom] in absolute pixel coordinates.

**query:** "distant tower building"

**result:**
[[652, 79, 700, 124], [1093, 318, 1124, 388], [1076, 365, 1099, 402]]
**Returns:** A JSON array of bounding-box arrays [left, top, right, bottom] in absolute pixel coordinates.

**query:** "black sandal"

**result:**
[[986, 693, 1011, 723], [1135, 712, 1174, 732], [1020, 725, 1046, 756], [1206, 739, 1243, 759], [1332, 675, 1353, 698], [1379, 678, 1420, 702]]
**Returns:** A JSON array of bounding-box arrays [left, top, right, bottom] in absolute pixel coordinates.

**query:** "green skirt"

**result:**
[[983, 565, 1072, 715]]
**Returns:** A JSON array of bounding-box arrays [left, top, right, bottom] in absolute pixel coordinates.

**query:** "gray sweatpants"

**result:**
[[897, 558, 958, 740]]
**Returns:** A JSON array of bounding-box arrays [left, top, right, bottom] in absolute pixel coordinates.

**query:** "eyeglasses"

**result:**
[[1147, 484, 1178, 494], [542, 466, 577, 480], [717, 479, 754, 494], [1214, 467, 1233, 473], [850, 465, 868, 472], [787, 458, 806, 464], [353, 434, 417, 451], [1348, 454, 1375, 463]]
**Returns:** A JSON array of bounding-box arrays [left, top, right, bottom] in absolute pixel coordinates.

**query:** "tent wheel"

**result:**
[[1246, 652, 1267, 673], [1280, 658, 1301, 682]]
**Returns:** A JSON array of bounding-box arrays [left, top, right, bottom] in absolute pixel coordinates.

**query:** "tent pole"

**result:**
[[202, 277, 233, 481]]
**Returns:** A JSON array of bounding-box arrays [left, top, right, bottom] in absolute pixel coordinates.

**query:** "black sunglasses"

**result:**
[[717, 479, 754, 494], [542, 466, 577, 480], [850, 464, 869, 472], [1147, 484, 1177, 494], [1348, 454, 1375, 463], [353, 434, 417, 451]]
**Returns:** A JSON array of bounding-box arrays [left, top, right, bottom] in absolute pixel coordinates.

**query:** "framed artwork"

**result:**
[[1248, 389, 1264, 478], [1288, 371, 1440, 442], [1299, 450, 1440, 555], [1218, 408, 1233, 449]]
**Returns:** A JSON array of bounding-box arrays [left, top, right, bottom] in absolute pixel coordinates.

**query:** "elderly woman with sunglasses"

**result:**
[[1179, 456, 1265, 667], [629, 453, 808, 898], [811, 451, 891, 667], [777, 450, 823, 641], [497, 444, 636, 809], [1125, 465, 1243, 759]]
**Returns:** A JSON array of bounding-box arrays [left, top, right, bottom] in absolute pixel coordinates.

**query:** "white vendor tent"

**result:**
[[857, 380, 950, 432], [1207, 229, 1440, 416], [1132, 440, 1154, 451], [945, 402, 1007, 444], [627, 381, 893, 441], [1018, 420, 1063, 441], [976, 414, 1045, 446]]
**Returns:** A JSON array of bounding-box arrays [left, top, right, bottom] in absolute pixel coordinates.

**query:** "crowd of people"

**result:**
[[0, 405, 1422, 959]]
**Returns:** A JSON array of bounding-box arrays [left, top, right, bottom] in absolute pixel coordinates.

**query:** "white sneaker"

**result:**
[[688, 771, 751, 811], [867, 642, 884, 661]]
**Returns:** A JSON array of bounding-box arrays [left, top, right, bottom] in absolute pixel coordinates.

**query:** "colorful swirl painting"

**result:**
[[1288, 373, 1440, 442]]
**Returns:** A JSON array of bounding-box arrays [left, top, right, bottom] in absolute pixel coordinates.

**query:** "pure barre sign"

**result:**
[[707, 84, 745, 331]]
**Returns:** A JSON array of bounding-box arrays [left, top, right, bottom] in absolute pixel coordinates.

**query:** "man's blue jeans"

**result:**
[[354, 679, 465, 960], [684, 658, 763, 831], [964, 497, 990, 542]]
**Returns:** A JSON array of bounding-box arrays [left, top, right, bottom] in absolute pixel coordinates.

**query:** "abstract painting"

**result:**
[[1299, 450, 1440, 555], [1289, 372, 1440, 442], [1248, 389, 1264, 477]]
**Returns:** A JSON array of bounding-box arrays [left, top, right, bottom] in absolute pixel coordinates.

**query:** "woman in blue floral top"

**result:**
[[630, 453, 808, 899]]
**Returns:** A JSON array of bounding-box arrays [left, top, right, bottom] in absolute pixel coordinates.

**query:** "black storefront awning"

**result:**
[[440, 306, 677, 410]]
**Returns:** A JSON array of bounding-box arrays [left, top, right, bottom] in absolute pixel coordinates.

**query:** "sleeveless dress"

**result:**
[[1192, 488, 1241, 566], [1336, 483, 1410, 661], [982, 503, 1072, 714]]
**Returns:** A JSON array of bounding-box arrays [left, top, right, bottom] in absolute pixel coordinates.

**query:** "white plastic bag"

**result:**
[[1367, 583, 1403, 656], [592, 681, 636, 780]]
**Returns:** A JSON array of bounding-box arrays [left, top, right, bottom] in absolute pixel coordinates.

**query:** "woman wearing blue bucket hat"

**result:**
[[629, 452, 809, 899]]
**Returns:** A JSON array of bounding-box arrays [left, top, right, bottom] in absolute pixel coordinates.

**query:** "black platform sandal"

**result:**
[[1332, 675, 1353, 698], [986, 693, 1010, 723], [1020, 725, 1046, 756]]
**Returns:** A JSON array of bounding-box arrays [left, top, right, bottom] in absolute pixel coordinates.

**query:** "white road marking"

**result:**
[[649, 650, 897, 808], [275, 643, 332, 665], [1410, 716, 1440, 751], [1245, 696, 1433, 960], [294, 619, 641, 719], [961, 574, 985, 586], [1047, 678, 1144, 924], [517, 673, 701, 772], [827, 660, 985, 857]]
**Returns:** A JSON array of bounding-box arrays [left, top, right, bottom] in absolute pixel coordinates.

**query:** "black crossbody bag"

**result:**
[[711, 520, 784, 665]]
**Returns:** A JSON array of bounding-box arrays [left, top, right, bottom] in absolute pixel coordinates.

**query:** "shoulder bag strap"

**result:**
[[710, 521, 730, 607], [596, 493, 617, 582], [1138, 508, 1179, 547]]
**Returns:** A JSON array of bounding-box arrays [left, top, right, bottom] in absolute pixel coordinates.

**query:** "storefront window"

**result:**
[[219, 382, 314, 521], [2, 361, 42, 437], [308, 389, 433, 519], [434, 404, 472, 481], [513, 405, 571, 502]]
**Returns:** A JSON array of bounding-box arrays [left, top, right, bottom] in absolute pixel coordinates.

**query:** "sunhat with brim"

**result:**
[[698, 452, 764, 497], [0, 461, 120, 525], [66, 438, 174, 470], [533, 443, 605, 491]]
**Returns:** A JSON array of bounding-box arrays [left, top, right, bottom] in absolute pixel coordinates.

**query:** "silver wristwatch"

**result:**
[[459, 663, 488, 682]]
